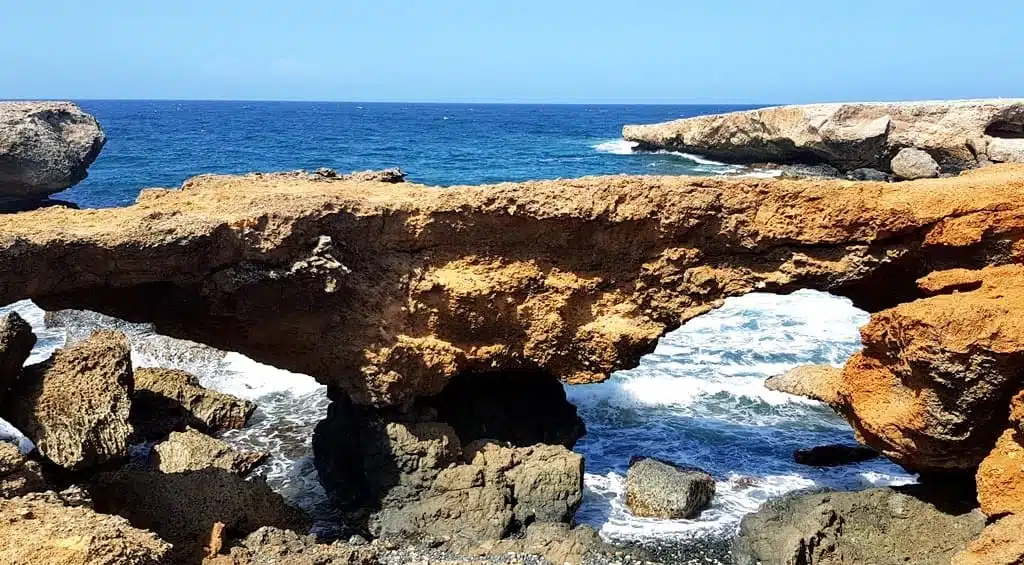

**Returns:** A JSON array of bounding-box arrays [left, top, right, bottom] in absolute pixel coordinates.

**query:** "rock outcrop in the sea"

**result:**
[[793, 444, 879, 467], [624, 457, 715, 519], [0, 311, 35, 403], [0, 330, 133, 471], [732, 487, 987, 565], [152, 428, 268, 475], [131, 367, 256, 441], [0, 491, 171, 565], [0, 101, 106, 204], [623, 100, 1024, 174]]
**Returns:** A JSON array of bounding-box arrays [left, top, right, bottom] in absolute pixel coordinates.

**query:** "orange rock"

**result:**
[[977, 429, 1024, 516], [952, 514, 1024, 565]]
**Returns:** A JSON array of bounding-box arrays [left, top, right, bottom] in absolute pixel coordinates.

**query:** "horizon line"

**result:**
[[7, 97, 779, 106]]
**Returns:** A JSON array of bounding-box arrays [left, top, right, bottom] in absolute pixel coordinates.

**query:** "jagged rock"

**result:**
[[0, 491, 170, 565], [0, 101, 106, 203], [846, 167, 892, 181], [0, 440, 46, 497], [205, 527, 378, 565], [976, 428, 1024, 516], [131, 367, 256, 441], [891, 147, 941, 180], [5, 167, 1024, 406], [952, 514, 1024, 565], [89, 468, 311, 564], [765, 365, 842, 405], [793, 444, 879, 467], [0, 330, 133, 470], [464, 522, 605, 565], [0, 311, 35, 403], [342, 168, 407, 183], [623, 100, 1024, 172], [152, 428, 268, 475], [624, 457, 715, 519], [733, 487, 987, 565]]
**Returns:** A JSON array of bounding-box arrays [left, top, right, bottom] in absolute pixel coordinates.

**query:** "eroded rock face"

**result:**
[[976, 428, 1024, 516], [624, 457, 715, 519], [88, 468, 311, 564], [0, 101, 106, 203], [623, 100, 1024, 173], [733, 487, 986, 565], [152, 428, 268, 475], [0, 491, 170, 565], [131, 367, 256, 441], [952, 514, 1024, 565], [3, 167, 1024, 406], [206, 527, 378, 565], [0, 440, 46, 498], [0, 311, 35, 403], [0, 330, 133, 470]]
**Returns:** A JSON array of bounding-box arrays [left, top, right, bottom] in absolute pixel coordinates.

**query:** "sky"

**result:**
[[2, 1, 1022, 104]]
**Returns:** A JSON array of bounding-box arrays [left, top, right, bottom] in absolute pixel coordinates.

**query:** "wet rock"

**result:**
[[733, 487, 986, 565], [0, 101, 106, 203], [131, 367, 256, 441], [152, 428, 268, 475], [952, 514, 1024, 565], [0, 491, 170, 565], [891, 147, 940, 180], [846, 167, 892, 181], [0, 311, 35, 403], [89, 468, 311, 564], [793, 444, 879, 467], [0, 330, 133, 470], [976, 428, 1024, 516], [624, 456, 715, 519], [0, 440, 46, 497]]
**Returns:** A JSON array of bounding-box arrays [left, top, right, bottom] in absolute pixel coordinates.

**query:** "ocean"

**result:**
[[1, 101, 913, 563]]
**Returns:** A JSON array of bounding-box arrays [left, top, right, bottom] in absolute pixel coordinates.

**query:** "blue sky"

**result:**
[[2, 1, 1021, 103]]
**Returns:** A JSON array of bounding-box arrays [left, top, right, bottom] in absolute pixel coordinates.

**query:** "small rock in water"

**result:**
[[624, 456, 715, 519], [794, 444, 879, 467]]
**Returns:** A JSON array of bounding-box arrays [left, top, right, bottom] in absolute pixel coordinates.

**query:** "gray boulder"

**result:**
[[732, 487, 986, 565], [891, 147, 941, 180], [0, 330, 133, 471], [625, 456, 715, 519], [847, 167, 892, 181], [0, 312, 35, 404], [0, 102, 105, 203]]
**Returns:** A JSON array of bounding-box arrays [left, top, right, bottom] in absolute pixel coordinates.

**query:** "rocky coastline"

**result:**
[[2, 100, 1024, 564]]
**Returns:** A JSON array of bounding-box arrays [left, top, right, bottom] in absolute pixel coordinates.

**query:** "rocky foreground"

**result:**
[[623, 100, 1024, 179]]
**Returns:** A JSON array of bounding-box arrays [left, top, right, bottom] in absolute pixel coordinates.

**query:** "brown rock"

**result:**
[[89, 468, 311, 564], [152, 428, 268, 475], [0, 311, 35, 402], [131, 367, 256, 441], [952, 514, 1024, 565], [1011, 389, 1024, 433], [0, 440, 46, 498], [3, 166, 1024, 406], [0, 491, 170, 565], [206, 527, 379, 565], [0, 330, 133, 470], [977, 428, 1024, 516], [765, 365, 842, 405]]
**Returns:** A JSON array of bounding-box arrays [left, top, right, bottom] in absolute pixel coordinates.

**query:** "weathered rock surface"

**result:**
[[793, 444, 879, 467], [624, 456, 715, 519], [623, 100, 1024, 173], [0, 330, 133, 470], [0, 310, 35, 403], [3, 166, 1024, 407], [205, 527, 379, 565], [152, 428, 268, 475], [976, 428, 1024, 516], [0, 101, 106, 203], [765, 365, 842, 404], [0, 440, 46, 497], [952, 514, 1024, 565], [733, 487, 987, 565], [0, 491, 170, 565], [131, 367, 256, 441], [890, 147, 940, 180], [89, 468, 310, 564]]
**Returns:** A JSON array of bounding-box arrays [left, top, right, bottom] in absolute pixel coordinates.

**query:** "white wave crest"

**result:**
[[593, 139, 639, 155]]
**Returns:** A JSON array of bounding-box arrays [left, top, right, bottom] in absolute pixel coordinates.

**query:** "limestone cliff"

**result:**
[[2, 166, 1024, 406]]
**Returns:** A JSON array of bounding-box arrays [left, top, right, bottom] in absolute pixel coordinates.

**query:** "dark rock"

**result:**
[[151, 427, 268, 475], [624, 457, 715, 519], [0, 330, 132, 470], [732, 487, 987, 565], [0, 102, 106, 203], [776, 163, 843, 179], [0, 441, 46, 498], [130, 367, 256, 441], [88, 468, 310, 564], [0, 311, 35, 403], [847, 167, 893, 181], [793, 444, 879, 467]]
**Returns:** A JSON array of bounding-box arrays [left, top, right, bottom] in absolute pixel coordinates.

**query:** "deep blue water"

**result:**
[[62, 101, 759, 208]]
